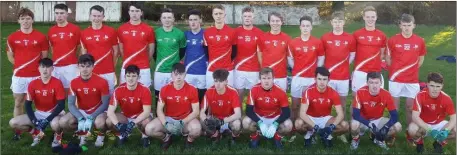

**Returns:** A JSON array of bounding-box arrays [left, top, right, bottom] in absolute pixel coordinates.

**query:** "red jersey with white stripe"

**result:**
[[70, 74, 109, 114], [80, 25, 117, 74], [353, 28, 387, 72], [160, 82, 199, 120], [387, 34, 427, 83], [258, 32, 291, 78], [321, 32, 356, 80], [288, 36, 324, 78], [234, 26, 263, 72], [202, 85, 241, 119], [110, 83, 152, 118], [6, 29, 49, 77], [204, 25, 236, 71], [118, 22, 155, 69], [247, 84, 289, 118], [353, 86, 396, 120], [48, 22, 81, 66], [301, 85, 340, 117], [26, 77, 65, 112], [412, 88, 455, 125]]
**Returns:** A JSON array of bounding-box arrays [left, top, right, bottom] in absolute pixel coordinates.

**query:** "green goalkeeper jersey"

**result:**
[[155, 27, 186, 73]]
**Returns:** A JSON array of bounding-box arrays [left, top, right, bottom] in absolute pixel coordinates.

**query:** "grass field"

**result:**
[[1, 21, 456, 154]]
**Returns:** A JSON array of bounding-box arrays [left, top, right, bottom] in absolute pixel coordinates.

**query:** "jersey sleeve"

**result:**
[[320, 34, 327, 54], [141, 87, 152, 106], [111, 29, 119, 46], [412, 95, 421, 112], [349, 34, 356, 52], [301, 89, 310, 105], [279, 90, 289, 108], [55, 79, 66, 100], [352, 91, 361, 108], [26, 82, 35, 101], [80, 32, 87, 50], [6, 35, 14, 53], [190, 87, 199, 104], [231, 29, 237, 45], [444, 97, 456, 115], [316, 39, 325, 56], [148, 26, 156, 44], [69, 81, 76, 96], [246, 89, 255, 105], [203, 31, 209, 46], [231, 90, 241, 108], [100, 78, 109, 96], [380, 32, 387, 49], [419, 38, 427, 56], [179, 31, 186, 48], [117, 27, 124, 44], [40, 35, 50, 51], [109, 90, 118, 106], [386, 38, 394, 56], [159, 88, 166, 104], [331, 90, 341, 106]]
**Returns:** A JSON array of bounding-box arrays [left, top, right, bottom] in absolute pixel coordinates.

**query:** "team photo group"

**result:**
[[5, 2, 456, 154]]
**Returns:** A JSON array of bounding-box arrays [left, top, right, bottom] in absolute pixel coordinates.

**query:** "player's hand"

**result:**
[[377, 125, 390, 141], [77, 117, 86, 131], [32, 119, 40, 128], [83, 116, 94, 132], [323, 124, 336, 139], [125, 121, 136, 135], [313, 125, 320, 133], [37, 119, 49, 131], [257, 120, 268, 137], [369, 123, 378, 134], [437, 129, 450, 142], [266, 122, 279, 138], [115, 123, 128, 133], [428, 129, 440, 140]]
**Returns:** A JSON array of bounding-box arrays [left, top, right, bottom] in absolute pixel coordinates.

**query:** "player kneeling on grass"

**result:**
[[295, 67, 349, 148], [351, 72, 402, 150], [242, 67, 293, 150], [58, 54, 110, 147], [145, 63, 201, 150], [106, 65, 153, 147], [9, 58, 65, 147], [200, 69, 242, 146], [408, 72, 456, 153]]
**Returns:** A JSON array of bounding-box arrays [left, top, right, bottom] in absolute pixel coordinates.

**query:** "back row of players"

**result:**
[[7, 3, 455, 153]]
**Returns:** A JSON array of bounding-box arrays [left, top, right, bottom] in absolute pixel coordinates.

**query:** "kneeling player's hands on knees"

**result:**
[[77, 117, 86, 131]]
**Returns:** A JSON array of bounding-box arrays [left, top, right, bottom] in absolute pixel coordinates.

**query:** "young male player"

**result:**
[[145, 63, 201, 150], [9, 58, 65, 147], [257, 12, 290, 91], [58, 54, 110, 147], [408, 72, 455, 153], [106, 65, 153, 147]]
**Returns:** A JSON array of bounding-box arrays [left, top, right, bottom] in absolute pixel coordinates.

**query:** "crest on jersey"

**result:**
[[431, 104, 436, 110], [273, 40, 278, 46], [42, 90, 48, 96], [129, 97, 134, 103], [191, 39, 197, 45], [367, 36, 373, 42], [265, 97, 270, 103], [370, 101, 377, 107], [335, 40, 340, 46], [245, 36, 251, 42], [216, 35, 221, 41], [59, 32, 65, 39], [131, 30, 137, 36], [218, 100, 223, 106], [83, 88, 89, 94], [175, 96, 181, 102], [318, 98, 325, 104]]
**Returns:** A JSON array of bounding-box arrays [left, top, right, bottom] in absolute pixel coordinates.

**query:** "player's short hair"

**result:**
[[315, 67, 330, 77], [366, 72, 382, 81], [125, 65, 140, 76], [161, 8, 174, 17], [54, 3, 68, 12], [128, 3, 143, 11], [427, 72, 444, 84], [363, 6, 377, 15], [242, 6, 254, 13], [78, 54, 95, 66], [18, 8, 34, 20], [188, 9, 201, 19], [39, 58, 53, 67], [89, 5, 104, 15], [331, 11, 345, 20], [213, 4, 225, 11], [213, 69, 229, 82], [268, 11, 283, 22], [259, 67, 274, 78], [400, 13, 415, 24], [172, 63, 186, 74], [299, 15, 313, 25]]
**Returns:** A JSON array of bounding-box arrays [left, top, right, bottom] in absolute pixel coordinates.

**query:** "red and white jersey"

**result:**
[[204, 24, 236, 71], [48, 22, 81, 66], [387, 34, 427, 83], [258, 32, 291, 78], [202, 85, 241, 119], [321, 32, 356, 80], [70, 74, 109, 114], [413, 88, 455, 125], [118, 22, 155, 69], [247, 84, 289, 118], [288, 36, 324, 78], [353, 86, 396, 120], [234, 26, 263, 72], [6, 29, 49, 77], [353, 28, 387, 72], [26, 77, 66, 112], [302, 85, 341, 117], [160, 82, 199, 120], [110, 83, 152, 118], [80, 25, 118, 74]]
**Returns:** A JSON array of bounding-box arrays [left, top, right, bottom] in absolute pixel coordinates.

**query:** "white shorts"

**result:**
[[274, 78, 288, 92], [165, 116, 185, 134], [358, 117, 389, 133], [99, 72, 115, 94], [428, 120, 449, 130], [126, 113, 154, 122], [291, 77, 315, 98], [34, 110, 65, 120], [258, 115, 280, 125], [328, 79, 349, 96], [78, 110, 106, 119], [234, 70, 259, 90], [309, 115, 333, 129], [53, 64, 78, 88], [10, 76, 39, 94], [185, 74, 206, 89], [120, 68, 152, 87], [351, 70, 384, 92], [206, 70, 234, 89], [389, 81, 420, 98], [154, 72, 172, 91], [219, 122, 231, 132]]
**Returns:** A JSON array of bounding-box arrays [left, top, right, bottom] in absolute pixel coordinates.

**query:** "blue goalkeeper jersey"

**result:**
[[184, 29, 208, 75]]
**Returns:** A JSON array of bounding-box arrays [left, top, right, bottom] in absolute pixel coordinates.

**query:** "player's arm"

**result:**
[[199, 96, 208, 121], [148, 43, 155, 62], [287, 45, 294, 69], [107, 104, 119, 125], [380, 47, 386, 61], [6, 50, 14, 64], [231, 45, 238, 62], [445, 114, 456, 131], [156, 97, 166, 126], [118, 43, 124, 58], [412, 111, 430, 130], [275, 103, 291, 124], [385, 41, 392, 66], [299, 101, 315, 127], [68, 95, 84, 119], [182, 103, 199, 124], [246, 90, 261, 122], [352, 93, 371, 127], [25, 100, 37, 122], [418, 56, 425, 68], [333, 105, 344, 126], [45, 99, 65, 122], [133, 105, 151, 124], [112, 44, 120, 68], [90, 95, 110, 118], [224, 107, 241, 123], [256, 45, 262, 67], [383, 95, 399, 128], [349, 52, 355, 64], [80, 40, 87, 54]]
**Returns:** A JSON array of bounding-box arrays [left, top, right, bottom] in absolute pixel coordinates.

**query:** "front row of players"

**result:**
[[10, 54, 456, 152]]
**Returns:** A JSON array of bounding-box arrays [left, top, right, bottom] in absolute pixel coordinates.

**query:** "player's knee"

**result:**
[[9, 118, 18, 128], [350, 120, 360, 131], [242, 117, 252, 130], [188, 121, 202, 136], [230, 120, 242, 131], [280, 119, 293, 133], [340, 121, 349, 131], [394, 122, 402, 133], [294, 119, 304, 130], [407, 123, 419, 136], [94, 119, 106, 129], [50, 119, 60, 131]]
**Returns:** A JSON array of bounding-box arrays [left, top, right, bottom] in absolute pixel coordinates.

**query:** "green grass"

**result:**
[[1, 21, 456, 154]]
